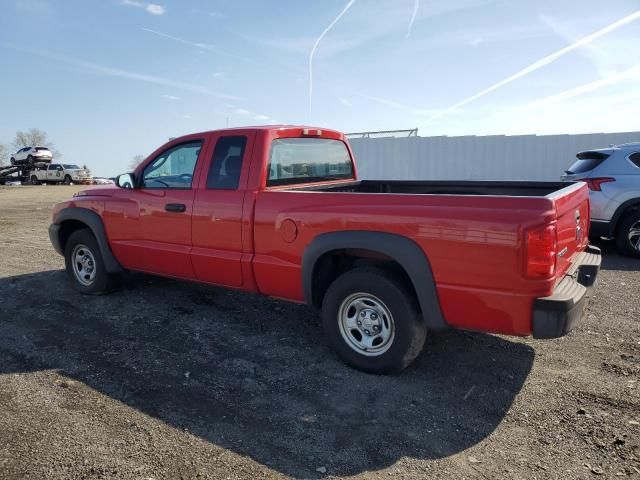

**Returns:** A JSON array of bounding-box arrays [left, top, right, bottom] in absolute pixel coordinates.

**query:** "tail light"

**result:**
[[525, 224, 557, 278], [585, 177, 615, 191]]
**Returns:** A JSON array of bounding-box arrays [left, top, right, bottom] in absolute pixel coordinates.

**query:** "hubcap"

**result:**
[[71, 244, 97, 286], [338, 293, 395, 357], [629, 220, 640, 252]]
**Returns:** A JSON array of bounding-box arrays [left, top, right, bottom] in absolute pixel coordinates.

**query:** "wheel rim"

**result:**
[[338, 293, 395, 357], [71, 244, 97, 286], [628, 220, 640, 252]]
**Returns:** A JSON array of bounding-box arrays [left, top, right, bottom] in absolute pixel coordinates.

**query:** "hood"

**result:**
[[74, 186, 117, 197]]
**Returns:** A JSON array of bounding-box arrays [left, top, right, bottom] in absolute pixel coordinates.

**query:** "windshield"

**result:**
[[63, 164, 81, 169], [267, 138, 354, 186]]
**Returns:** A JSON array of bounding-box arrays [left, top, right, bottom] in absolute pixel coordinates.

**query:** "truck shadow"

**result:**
[[0, 270, 534, 478], [590, 238, 640, 272]]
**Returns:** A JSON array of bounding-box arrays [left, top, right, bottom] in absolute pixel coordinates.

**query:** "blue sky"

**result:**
[[0, 0, 639, 176]]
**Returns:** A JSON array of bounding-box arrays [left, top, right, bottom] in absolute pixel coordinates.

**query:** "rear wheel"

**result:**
[[27, 155, 33, 164], [10, 157, 15, 165], [64, 229, 120, 294], [615, 211, 640, 258], [321, 267, 426, 374], [30, 175, 39, 185]]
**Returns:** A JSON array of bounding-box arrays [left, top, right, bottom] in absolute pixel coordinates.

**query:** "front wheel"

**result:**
[[64, 228, 120, 294], [30, 175, 39, 185], [321, 267, 426, 374], [63, 175, 72, 185], [616, 211, 640, 258], [27, 155, 33, 164]]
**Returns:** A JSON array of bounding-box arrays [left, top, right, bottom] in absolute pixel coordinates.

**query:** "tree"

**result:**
[[129, 154, 145, 171], [13, 128, 61, 159], [0, 143, 7, 166]]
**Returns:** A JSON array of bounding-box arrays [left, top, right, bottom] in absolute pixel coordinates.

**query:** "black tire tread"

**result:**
[[64, 228, 120, 295]]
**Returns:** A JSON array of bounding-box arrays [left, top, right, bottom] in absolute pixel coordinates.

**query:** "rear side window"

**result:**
[[566, 151, 610, 174], [629, 152, 640, 168], [267, 138, 353, 186], [35, 147, 49, 151], [206, 136, 247, 190]]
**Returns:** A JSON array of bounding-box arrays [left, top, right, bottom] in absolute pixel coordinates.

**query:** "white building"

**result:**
[[348, 131, 640, 182]]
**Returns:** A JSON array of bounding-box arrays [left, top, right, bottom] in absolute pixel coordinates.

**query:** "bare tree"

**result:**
[[129, 154, 145, 171], [13, 128, 61, 159], [0, 143, 7, 166]]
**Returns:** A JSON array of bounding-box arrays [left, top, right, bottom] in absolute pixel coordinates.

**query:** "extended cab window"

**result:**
[[206, 136, 247, 190], [267, 138, 353, 186], [142, 141, 202, 189]]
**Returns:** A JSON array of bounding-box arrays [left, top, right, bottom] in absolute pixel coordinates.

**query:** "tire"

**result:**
[[30, 175, 39, 185], [64, 228, 120, 294], [27, 155, 33, 164], [63, 175, 72, 185], [10, 158, 15, 166], [615, 210, 640, 258], [321, 267, 426, 374]]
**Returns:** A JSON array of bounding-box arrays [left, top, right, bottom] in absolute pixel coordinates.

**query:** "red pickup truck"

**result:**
[[49, 126, 601, 373]]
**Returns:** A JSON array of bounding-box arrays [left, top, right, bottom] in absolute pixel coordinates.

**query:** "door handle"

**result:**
[[165, 203, 186, 213]]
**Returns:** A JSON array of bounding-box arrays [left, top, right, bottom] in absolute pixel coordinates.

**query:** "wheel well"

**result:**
[[614, 201, 640, 232], [310, 248, 419, 310], [58, 220, 91, 252]]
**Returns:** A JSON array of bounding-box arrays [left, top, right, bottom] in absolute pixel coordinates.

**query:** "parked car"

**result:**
[[49, 126, 601, 373], [30, 163, 93, 185], [562, 142, 640, 257], [10, 146, 53, 165], [92, 177, 115, 185]]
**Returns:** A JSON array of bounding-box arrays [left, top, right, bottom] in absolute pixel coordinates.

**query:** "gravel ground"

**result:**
[[0, 185, 638, 480]]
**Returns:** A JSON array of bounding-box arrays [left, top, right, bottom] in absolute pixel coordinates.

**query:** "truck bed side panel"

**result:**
[[253, 191, 557, 336]]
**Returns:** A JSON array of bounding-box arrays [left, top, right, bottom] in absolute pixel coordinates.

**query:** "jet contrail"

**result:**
[[406, 0, 420, 38], [309, 0, 356, 122], [528, 65, 640, 107], [423, 9, 640, 124]]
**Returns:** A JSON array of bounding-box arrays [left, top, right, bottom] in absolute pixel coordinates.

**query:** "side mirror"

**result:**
[[116, 173, 136, 189]]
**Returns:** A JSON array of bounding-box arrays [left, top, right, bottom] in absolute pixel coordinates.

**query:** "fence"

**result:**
[[348, 131, 640, 181]]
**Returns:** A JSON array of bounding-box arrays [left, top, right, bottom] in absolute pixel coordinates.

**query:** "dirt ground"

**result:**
[[0, 185, 638, 480]]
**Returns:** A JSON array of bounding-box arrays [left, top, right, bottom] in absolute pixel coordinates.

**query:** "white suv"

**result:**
[[10, 146, 53, 165], [562, 142, 640, 257]]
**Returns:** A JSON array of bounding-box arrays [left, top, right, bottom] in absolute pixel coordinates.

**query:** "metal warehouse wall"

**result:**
[[348, 131, 640, 181]]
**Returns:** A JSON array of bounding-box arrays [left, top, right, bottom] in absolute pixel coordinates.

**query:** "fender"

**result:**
[[49, 207, 124, 274], [302, 231, 447, 330]]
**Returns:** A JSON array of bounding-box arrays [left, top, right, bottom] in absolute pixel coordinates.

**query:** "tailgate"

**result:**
[[550, 182, 590, 280]]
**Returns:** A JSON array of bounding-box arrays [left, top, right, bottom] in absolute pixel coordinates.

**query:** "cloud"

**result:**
[[309, 0, 357, 121], [526, 65, 640, 108], [146, 4, 165, 15], [228, 105, 278, 123], [422, 9, 640, 124], [406, 0, 420, 38], [339, 97, 352, 107], [161, 94, 180, 100], [121, 0, 165, 15], [0, 43, 240, 100]]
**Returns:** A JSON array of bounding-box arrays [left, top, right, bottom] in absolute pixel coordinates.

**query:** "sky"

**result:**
[[0, 0, 639, 176]]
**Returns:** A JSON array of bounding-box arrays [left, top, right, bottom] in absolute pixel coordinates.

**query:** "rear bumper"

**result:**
[[532, 245, 601, 339]]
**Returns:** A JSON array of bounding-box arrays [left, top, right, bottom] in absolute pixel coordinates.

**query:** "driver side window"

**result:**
[[142, 141, 202, 189]]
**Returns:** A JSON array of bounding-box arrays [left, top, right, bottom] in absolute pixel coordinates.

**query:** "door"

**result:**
[[191, 133, 255, 286], [48, 164, 63, 182], [106, 140, 204, 278]]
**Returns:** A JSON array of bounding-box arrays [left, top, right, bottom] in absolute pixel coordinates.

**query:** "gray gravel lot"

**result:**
[[0, 185, 639, 479]]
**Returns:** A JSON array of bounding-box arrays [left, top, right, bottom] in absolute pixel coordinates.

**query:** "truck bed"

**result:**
[[289, 180, 574, 197]]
